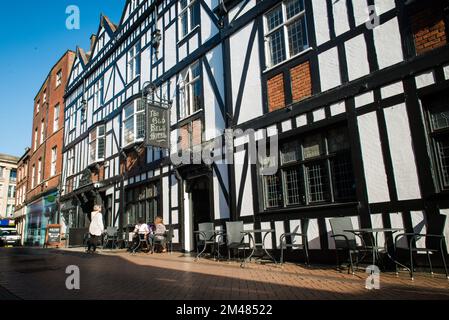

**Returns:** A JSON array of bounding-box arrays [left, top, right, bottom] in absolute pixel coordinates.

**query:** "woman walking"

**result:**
[[87, 205, 104, 253]]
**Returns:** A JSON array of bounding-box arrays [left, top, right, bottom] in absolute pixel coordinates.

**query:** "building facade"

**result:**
[[0, 153, 18, 219], [13, 148, 30, 244], [61, 0, 449, 259], [25, 50, 75, 247]]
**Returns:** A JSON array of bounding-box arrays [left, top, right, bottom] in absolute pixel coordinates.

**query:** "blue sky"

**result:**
[[0, 1, 125, 157]]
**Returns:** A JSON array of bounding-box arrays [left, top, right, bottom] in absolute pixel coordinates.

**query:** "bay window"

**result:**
[[123, 100, 145, 147], [179, 0, 200, 39], [180, 61, 202, 119], [264, 0, 309, 68], [89, 125, 106, 164], [261, 126, 356, 210]]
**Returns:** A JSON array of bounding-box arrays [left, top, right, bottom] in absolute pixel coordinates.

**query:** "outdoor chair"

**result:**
[[280, 220, 310, 266], [104, 227, 118, 249], [194, 223, 224, 261], [225, 221, 251, 263], [152, 225, 174, 254], [394, 215, 449, 280], [131, 233, 151, 254], [329, 217, 369, 274], [116, 229, 129, 249]]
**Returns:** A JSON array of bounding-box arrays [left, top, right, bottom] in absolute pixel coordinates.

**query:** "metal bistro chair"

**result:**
[[394, 215, 449, 280], [280, 220, 310, 266], [194, 223, 223, 261], [329, 217, 369, 275], [104, 227, 119, 250], [225, 221, 251, 265], [131, 233, 152, 254]]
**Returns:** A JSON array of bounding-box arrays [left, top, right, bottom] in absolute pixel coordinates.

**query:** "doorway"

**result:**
[[186, 176, 212, 251]]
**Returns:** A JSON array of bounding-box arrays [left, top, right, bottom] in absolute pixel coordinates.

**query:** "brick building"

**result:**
[[25, 50, 75, 247]]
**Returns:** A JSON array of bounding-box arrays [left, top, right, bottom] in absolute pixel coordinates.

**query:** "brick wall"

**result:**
[[291, 61, 312, 102], [267, 73, 285, 112], [192, 120, 202, 147], [411, 7, 447, 55]]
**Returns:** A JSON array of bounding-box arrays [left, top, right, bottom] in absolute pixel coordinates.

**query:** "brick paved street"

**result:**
[[0, 248, 448, 300]]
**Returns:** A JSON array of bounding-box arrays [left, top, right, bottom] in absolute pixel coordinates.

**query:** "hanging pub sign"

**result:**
[[145, 101, 170, 149]]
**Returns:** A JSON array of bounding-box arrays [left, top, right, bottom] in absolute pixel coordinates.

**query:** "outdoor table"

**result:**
[[193, 229, 225, 260], [241, 229, 277, 267], [344, 228, 408, 272]]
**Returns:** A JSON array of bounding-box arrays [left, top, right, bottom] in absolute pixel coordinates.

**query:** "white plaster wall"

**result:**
[[374, 18, 404, 70], [318, 47, 341, 92], [289, 219, 303, 246], [234, 150, 254, 217], [411, 211, 427, 249], [164, 23, 177, 71], [162, 176, 170, 225], [230, 22, 263, 124], [333, 0, 350, 36], [440, 209, 449, 254], [358, 112, 390, 203], [375, 0, 395, 16], [312, 0, 330, 46], [384, 104, 421, 201], [307, 219, 321, 250], [204, 45, 226, 141], [213, 164, 230, 220], [352, 0, 369, 26], [274, 221, 285, 249], [381, 81, 404, 99], [345, 34, 370, 81]]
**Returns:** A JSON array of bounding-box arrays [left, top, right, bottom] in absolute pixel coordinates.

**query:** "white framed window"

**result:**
[[40, 120, 45, 144], [43, 90, 47, 103], [37, 158, 42, 184], [54, 104, 60, 133], [89, 125, 106, 164], [127, 43, 141, 82], [179, 61, 202, 119], [56, 70, 62, 87], [179, 0, 200, 39], [8, 185, 16, 198], [67, 148, 75, 176], [31, 165, 35, 189], [123, 100, 145, 147], [34, 128, 38, 151], [264, 0, 308, 68], [93, 79, 104, 111], [51, 147, 57, 177], [36, 101, 40, 114]]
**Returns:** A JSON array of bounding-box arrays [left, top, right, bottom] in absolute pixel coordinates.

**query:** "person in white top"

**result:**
[[134, 218, 150, 237], [87, 205, 105, 253]]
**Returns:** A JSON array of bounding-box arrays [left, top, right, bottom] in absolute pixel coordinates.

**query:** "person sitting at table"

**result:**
[[129, 219, 150, 252], [151, 216, 167, 253]]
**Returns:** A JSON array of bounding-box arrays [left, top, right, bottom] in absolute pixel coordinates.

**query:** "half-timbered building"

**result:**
[[61, 0, 449, 260]]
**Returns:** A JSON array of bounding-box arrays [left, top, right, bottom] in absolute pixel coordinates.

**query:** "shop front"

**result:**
[[25, 191, 59, 247]]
